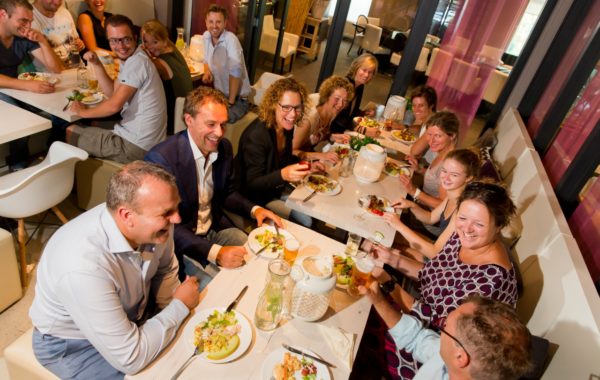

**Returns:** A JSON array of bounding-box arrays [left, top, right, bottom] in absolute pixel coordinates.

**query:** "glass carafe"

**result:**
[[254, 259, 290, 331], [175, 27, 186, 52]]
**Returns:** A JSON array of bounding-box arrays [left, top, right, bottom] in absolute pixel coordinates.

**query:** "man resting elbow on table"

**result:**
[[68, 15, 167, 164], [145, 86, 281, 284], [29, 161, 200, 378]]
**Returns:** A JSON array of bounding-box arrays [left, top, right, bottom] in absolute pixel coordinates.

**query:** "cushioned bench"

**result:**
[[0, 228, 21, 313], [4, 328, 58, 380]]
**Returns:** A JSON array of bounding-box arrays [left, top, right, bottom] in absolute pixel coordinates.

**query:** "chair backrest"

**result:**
[[361, 24, 383, 52], [367, 17, 380, 26], [263, 14, 276, 34], [174, 97, 186, 134], [250, 72, 285, 106], [356, 15, 368, 27], [427, 48, 453, 81], [415, 47, 430, 72], [0, 142, 88, 219]]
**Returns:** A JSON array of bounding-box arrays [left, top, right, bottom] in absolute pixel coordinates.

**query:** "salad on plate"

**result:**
[[193, 309, 241, 360]]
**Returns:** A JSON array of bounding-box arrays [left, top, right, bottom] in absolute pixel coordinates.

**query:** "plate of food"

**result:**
[[358, 195, 394, 216], [383, 160, 411, 177], [248, 225, 296, 258], [261, 347, 330, 380], [17, 72, 58, 83], [333, 253, 354, 289], [353, 116, 382, 130], [304, 174, 341, 196], [332, 144, 351, 159], [391, 129, 417, 144], [183, 307, 252, 364], [81, 92, 103, 105]]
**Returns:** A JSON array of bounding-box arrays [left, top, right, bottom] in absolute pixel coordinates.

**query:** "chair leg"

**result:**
[[279, 56, 285, 74], [52, 206, 69, 224], [289, 54, 295, 72], [17, 219, 27, 286]]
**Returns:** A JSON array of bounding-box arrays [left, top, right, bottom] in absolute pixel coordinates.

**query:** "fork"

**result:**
[[62, 99, 71, 111], [171, 346, 200, 380]]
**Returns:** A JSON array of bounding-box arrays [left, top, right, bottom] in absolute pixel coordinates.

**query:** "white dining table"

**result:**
[[0, 101, 51, 144], [0, 69, 82, 123], [285, 170, 406, 248], [376, 130, 413, 156], [127, 221, 372, 380]]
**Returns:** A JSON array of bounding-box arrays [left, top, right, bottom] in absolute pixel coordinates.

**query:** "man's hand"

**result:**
[[173, 276, 200, 310], [73, 37, 85, 52], [202, 66, 213, 83], [216, 246, 247, 268], [358, 280, 386, 306], [23, 80, 55, 94], [255, 207, 282, 228], [23, 28, 45, 43], [83, 51, 100, 65], [69, 101, 84, 115]]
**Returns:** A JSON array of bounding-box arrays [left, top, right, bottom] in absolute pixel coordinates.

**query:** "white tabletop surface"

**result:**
[[286, 171, 406, 247], [127, 221, 372, 380], [0, 69, 82, 123], [376, 130, 413, 156], [0, 100, 51, 144]]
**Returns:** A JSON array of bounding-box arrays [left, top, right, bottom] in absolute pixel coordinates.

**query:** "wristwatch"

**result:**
[[379, 280, 396, 295]]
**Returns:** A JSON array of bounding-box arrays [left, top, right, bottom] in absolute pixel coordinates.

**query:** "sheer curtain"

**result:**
[[426, 0, 528, 141]]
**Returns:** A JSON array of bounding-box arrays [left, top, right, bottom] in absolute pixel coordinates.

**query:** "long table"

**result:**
[[0, 69, 81, 123], [0, 101, 51, 144], [285, 171, 406, 248], [127, 221, 371, 380]]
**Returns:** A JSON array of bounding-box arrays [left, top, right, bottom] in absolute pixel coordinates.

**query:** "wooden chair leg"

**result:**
[[52, 206, 69, 224], [17, 219, 27, 286]]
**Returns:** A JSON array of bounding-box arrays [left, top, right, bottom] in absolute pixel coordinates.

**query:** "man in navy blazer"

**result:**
[[145, 86, 281, 281]]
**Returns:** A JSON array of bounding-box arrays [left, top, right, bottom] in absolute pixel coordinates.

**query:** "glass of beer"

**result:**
[[347, 256, 375, 297], [283, 239, 300, 265], [88, 70, 98, 92]]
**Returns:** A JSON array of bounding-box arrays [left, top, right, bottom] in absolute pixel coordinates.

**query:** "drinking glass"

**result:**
[[347, 256, 375, 296], [283, 239, 300, 265], [77, 66, 88, 89], [344, 233, 361, 256]]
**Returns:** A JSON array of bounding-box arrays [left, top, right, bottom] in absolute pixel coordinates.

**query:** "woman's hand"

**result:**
[[392, 197, 414, 210], [363, 127, 380, 138], [369, 243, 401, 268], [383, 212, 404, 230], [358, 280, 387, 306], [331, 133, 350, 144], [281, 163, 310, 182], [398, 173, 416, 195], [319, 151, 339, 164]]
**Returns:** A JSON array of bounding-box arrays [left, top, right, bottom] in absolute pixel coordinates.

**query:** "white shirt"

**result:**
[[32, 6, 78, 69], [29, 204, 189, 375], [188, 131, 222, 263], [114, 47, 167, 151], [202, 30, 251, 98]]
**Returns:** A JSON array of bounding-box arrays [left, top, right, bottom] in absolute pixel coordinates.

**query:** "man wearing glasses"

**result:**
[[68, 14, 167, 163], [362, 283, 533, 380]]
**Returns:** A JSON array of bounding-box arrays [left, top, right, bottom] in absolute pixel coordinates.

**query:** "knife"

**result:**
[[301, 191, 317, 203], [226, 285, 248, 312], [282, 344, 336, 368]]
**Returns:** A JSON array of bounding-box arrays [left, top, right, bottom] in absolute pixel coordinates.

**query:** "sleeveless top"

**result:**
[[80, 10, 112, 51], [438, 200, 454, 233]]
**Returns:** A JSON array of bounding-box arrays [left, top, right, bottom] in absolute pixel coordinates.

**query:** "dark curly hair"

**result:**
[[458, 181, 516, 229], [258, 77, 309, 129]]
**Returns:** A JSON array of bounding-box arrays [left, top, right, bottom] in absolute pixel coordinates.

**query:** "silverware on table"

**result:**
[[226, 285, 248, 312], [302, 191, 317, 203], [274, 223, 280, 237], [62, 100, 71, 111], [281, 344, 336, 368], [170, 346, 201, 380]]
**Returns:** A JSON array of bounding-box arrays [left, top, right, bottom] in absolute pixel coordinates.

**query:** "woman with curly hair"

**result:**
[[236, 77, 317, 225], [292, 75, 354, 162]]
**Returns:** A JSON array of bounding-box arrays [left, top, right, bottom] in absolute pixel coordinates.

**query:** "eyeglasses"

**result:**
[[278, 103, 303, 114], [439, 327, 471, 360], [108, 36, 134, 46]]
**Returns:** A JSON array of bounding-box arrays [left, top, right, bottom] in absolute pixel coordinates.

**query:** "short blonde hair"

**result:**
[[317, 76, 355, 107], [141, 19, 170, 43], [346, 53, 378, 81], [258, 78, 309, 129]]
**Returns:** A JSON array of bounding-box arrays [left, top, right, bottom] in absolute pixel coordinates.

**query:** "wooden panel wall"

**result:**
[[286, 0, 312, 36]]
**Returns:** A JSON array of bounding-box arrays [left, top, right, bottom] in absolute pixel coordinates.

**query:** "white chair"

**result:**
[[347, 15, 368, 55], [367, 17, 380, 26], [0, 142, 88, 284], [259, 15, 300, 74], [174, 96, 186, 134], [482, 69, 509, 104], [360, 24, 390, 56], [390, 47, 430, 72], [250, 71, 285, 106]]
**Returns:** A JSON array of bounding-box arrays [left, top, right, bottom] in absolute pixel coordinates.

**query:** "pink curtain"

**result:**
[[527, 1, 600, 136], [569, 178, 600, 282], [426, 0, 528, 142], [543, 65, 600, 185]]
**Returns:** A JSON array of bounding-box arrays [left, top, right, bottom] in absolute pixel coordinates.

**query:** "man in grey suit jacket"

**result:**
[[145, 86, 281, 281]]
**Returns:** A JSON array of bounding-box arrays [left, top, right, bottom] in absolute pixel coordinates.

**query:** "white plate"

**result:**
[[81, 93, 103, 105], [261, 347, 331, 380], [358, 195, 394, 216], [384, 159, 411, 177], [326, 143, 352, 159], [304, 174, 341, 196], [248, 225, 296, 259], [183, 307, 252, 364], [17, 72, 58, 83], [391, 130, 417, 144]]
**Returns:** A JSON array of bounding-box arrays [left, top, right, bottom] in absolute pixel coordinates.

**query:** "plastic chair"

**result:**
[[259, 15, 300, 73], [250, 71, 285, 106], [347, 15, 368, 55], [360, 24, 390, 56], [390, 47, 430, 72], [0, 142, 88, 284]]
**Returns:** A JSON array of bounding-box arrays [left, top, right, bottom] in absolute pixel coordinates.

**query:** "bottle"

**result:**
[[175, 27, 186, 52], [254, 259, 290, 331]]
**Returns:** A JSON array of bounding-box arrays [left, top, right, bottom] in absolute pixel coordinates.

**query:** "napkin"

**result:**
[[318, 325, 356, 370]]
